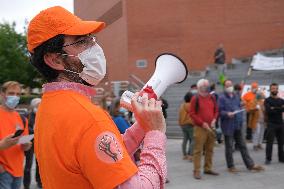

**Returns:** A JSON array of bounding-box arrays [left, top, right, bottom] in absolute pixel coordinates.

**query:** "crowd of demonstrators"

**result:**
[[178, 92, 194, 161], [264, 83, 284, 164], [0, 81, 32, 189], [27, 6, 167, 189], [23, 98, 42, 189], [189, 79, 219, 179], [218, 80, 264, 173], [177, 78, 284, 180]]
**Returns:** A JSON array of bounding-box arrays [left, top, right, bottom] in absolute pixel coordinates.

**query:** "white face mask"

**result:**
[[225, 86, 234, 93], [191, 89, 197, 95], [65, 44, 107, 86]]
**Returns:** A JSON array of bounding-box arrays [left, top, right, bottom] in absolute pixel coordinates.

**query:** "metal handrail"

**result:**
[[129, 74, 145, 88]]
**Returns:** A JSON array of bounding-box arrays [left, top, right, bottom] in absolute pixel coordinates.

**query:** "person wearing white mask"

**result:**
[[189, 79, 219, 179], [0, 81, 31, 189], [218, 80, 264, 173], [23, 98, 42, 189], [252, 90, 266, 151], [27, 6, 166, 189]]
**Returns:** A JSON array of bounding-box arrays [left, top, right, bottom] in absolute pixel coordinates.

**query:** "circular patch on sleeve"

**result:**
[[95, 131, 123, 163]]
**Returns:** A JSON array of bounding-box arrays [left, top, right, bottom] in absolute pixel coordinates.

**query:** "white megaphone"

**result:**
[[120, 53, 188, 111]]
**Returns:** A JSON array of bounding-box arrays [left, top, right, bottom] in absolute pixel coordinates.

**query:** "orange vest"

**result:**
[[34, 90, 137, 189], [0, 107, 29, 177], [242, 91, 256, 111]]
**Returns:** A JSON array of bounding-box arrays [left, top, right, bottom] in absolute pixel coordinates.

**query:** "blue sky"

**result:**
[[0, 0, 73, 33]]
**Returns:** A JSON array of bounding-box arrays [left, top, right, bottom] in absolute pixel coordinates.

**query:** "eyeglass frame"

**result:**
[[62, 34, 97, 49]]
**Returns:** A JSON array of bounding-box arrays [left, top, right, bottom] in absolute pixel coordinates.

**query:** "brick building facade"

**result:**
[[74, 0, 284, 83]]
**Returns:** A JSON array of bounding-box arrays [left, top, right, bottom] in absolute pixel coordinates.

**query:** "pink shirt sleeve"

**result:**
[[117, 131, 167, 189], [122, 122, 145, 156]]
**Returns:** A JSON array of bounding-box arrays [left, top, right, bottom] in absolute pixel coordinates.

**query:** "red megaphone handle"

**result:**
[[139, 85, 158, 100]]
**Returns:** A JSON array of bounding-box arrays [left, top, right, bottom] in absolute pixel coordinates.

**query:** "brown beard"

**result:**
[[60, 56, 87, 84]]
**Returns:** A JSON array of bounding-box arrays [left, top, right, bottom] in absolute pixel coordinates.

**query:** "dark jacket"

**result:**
[[214, 48, 225, 64], [218, 92, 243, 136], [264, 96, 284, 125]]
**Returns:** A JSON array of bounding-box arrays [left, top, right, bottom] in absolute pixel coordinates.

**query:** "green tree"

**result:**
[[0, 22, 43, 88]]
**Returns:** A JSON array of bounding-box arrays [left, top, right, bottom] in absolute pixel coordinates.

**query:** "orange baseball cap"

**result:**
[[27, 6, 105, 53]]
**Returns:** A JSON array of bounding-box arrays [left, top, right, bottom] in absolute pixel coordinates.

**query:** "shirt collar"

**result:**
[[225, 92, 235, 98], [42, 82, 96, 99]]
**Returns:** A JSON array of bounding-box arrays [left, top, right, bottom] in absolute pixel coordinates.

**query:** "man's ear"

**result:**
[[0, 92, 5, 100], [44, 53, 65, 71]]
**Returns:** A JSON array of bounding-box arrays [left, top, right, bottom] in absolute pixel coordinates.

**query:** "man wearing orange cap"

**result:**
[[27, 6, 166, 189], [242, 82, 259, 141]]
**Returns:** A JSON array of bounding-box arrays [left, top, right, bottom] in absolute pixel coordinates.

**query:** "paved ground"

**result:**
[[166, 139, 284, 189], [26, 139, 284, 189]]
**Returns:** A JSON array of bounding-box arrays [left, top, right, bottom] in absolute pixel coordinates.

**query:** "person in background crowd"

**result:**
[[189, 79, 219, 180], [233, 83, 244, 151], [100, 92, 114, 111], [178, 92, 194, 161], [161, 97, 168, 119], [252, 90, 266, 151], [218, 80, 264, 173], [210, 83, 222, 144], [214, 44, 226, 80], [243, 82, 259, 141], [0, 81, 31, 189], [234, 83, 243, 100], [210, 83, 218, 99], [264, 83, 284, 164], [109, 98, 130, 134], [190, 84, 198, 95], [27, 6, 167, 189], [24, 98, 42, 189]]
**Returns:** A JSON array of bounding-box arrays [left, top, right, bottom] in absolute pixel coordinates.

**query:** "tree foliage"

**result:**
[[0, 22, 43, 88]]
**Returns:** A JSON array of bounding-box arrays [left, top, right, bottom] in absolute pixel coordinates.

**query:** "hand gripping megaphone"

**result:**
[[120, 53, 188, 111]]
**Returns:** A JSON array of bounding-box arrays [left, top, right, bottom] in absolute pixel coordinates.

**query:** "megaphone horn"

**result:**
[[120, 53, 188, 111]]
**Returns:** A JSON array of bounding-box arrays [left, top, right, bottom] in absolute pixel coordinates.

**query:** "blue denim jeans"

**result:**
[[0, 171, 22, 189]]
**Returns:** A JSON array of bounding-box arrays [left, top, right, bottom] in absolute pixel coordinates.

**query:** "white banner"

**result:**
[[251, 53, 284, 71]]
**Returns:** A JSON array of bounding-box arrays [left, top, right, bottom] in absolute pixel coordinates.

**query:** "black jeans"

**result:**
[[246, 113, 252, 140], [265, 123, 284, 162], [224, 129, 254, 169], [23, 145, 42, 189]]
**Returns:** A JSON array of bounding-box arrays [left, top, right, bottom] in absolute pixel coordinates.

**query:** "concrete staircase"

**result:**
[[163, 73, 205, 138]]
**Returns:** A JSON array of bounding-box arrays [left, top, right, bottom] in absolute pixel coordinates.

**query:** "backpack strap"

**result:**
[[19, 113, 27, 129], [210, 95, 217, 113], [195, 95, 199, 113], [195, 94, 216, 113]]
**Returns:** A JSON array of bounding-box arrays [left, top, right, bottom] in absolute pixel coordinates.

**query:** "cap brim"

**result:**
[[63, 20, 106, 36]]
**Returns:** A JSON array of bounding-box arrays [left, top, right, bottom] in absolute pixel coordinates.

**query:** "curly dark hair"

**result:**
[[29, 35, 65, 82]]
